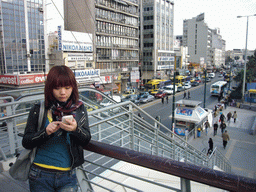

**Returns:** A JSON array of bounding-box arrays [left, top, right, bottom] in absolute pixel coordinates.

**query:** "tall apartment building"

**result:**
[[95, 0, 139, 90], [64, 0, 140, 91], [0, 0, 46, 75], [141, 0, 174, 81], [183, 13, 212, 67], [183, 13, 226, 70], [212, 28, 226, 68]]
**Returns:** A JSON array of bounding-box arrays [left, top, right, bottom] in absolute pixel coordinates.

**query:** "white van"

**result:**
[[100, 95, 121, 107], [208, 73, 215, 78], [163, 85, 177, 95]]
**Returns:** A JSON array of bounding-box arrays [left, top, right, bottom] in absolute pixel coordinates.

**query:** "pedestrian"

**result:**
[[222, 130, 230, 149], [207, 138, 213, 155], [219, 112, 225, 124], [161, 97, 164, 104], [224, 98, 228, 109], [227, 111, 232, 124], [138, 113, 144, 120], [213, 121, 218, 136], [233, 111, 237, 123], [220, 121, 226, 134], [218, 94, 221, 103], [22, 66, 91, 192], [188, 91, 190, 99], [166, 95, 168, 103], [204, 120, 210, 135], [183, 91, 186, 99]]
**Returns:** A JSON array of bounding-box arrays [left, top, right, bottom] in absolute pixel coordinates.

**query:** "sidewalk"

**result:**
[[189, 104, 256, 179]]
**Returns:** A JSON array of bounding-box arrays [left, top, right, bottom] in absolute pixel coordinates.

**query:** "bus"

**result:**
[[210, 81, 227, 96], [144, 79, 165, 92], [174, 75, 186, 85], [159, 80, 172, 88]]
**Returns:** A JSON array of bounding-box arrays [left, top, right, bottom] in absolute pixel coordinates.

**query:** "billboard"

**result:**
[[0, 74, 46, 86], [58, 26, 93, 52]]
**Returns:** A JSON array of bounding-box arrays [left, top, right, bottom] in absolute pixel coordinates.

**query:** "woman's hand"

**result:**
[[59, 118, 77, 132], [46, 122, 61, 135]]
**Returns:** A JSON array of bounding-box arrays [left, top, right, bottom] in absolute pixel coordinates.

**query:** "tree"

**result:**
[[225, 56, 233, 64], [231, 50, 256, 99], [234, 50, 256, 84], [234, 56, 240, 61]]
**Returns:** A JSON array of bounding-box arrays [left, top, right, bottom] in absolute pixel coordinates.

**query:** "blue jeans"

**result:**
[[29, 164, 78, 192]]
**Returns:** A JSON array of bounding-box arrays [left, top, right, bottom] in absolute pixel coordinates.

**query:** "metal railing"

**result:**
[[0, 87, 238, 191]]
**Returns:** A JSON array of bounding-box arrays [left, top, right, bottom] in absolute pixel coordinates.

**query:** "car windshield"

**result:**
[[157, 91, 164, 94], [142, 95, 148, 98]]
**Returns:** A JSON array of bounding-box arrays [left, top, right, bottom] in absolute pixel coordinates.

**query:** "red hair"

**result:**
[[44, 65, 79, 108]]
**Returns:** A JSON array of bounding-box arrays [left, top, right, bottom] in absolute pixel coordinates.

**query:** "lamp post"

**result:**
[[237, 14, 256, 102]]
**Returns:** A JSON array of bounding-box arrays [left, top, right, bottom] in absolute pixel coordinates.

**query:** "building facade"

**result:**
[[95, 0, 140, 91], [183, 13, 226, 70], [0, 0, 46, 75], [183, 13, 212, 67], [141, 0, 174, 82]]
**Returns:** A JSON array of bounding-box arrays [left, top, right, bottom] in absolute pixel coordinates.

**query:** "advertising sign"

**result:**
[[176, 108, 193, 116], [58, 26, 93, 52], [0, 74, 46, 85], [158, 56, 174, 61], [0, 75, 18, 85], [19, 74, 46, 85]]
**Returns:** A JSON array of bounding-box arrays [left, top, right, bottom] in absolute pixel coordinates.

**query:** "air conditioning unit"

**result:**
[[26, 54, 31, 57], [39, 7, 43, 12]]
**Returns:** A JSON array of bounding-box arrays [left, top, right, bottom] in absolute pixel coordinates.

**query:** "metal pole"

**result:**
[[242, 16, 249, 102], [203, 69, 207, 108], [171, 56, 176, 132]]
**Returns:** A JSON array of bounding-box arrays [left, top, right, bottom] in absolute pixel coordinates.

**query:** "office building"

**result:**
[[64, 0, 140, 92], [141, 0, 174, 82], [183, 13, 226, 70], [0, 0, 46, 75]]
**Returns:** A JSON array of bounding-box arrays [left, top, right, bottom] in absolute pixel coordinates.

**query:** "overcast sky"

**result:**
[[46, 0, 256, 51]]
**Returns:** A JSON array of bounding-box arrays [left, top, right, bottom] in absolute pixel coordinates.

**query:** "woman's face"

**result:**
[[53, 86, 73, 103]]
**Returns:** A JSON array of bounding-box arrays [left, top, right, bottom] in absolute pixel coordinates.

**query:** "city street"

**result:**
[[139, 76, 222, 130]]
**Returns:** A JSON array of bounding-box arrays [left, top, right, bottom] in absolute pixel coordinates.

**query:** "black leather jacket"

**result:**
[[22, 102, 91, 169]]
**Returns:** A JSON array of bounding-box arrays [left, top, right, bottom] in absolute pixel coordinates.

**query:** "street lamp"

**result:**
[[237, 14, 256, 101]]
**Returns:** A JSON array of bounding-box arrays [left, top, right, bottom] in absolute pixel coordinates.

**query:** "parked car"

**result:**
[[122, 89, 136, 98], [139, 94, 154, 103], [195, 77, 201, 83], [202, 77, 211, 82], [208, 73, 215, 78], [190, 77, 196, 83], [137, 91, 150, 100], [184, 81, 191, 89], [177, 85, 185, 92], [191, 81, 199, 87], [155, 90, 167, 99], [150, 89, 159, 96], [121, 94, 138, 103]]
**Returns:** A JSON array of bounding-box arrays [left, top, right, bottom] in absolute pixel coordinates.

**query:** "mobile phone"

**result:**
[[62, 115, 74, 124]]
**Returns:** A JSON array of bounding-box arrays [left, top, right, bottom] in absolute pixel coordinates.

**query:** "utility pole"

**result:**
[[203, 68, 207, 108], [171, 55, 176, 133]]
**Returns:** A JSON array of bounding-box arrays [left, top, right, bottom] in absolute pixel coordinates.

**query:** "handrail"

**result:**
[[84, 140, 256, 192]]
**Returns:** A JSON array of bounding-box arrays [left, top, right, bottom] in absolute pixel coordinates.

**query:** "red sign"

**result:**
[[19, 74, 46, 85], [0, 74, 46, 85], [0, 75, 18, 85]]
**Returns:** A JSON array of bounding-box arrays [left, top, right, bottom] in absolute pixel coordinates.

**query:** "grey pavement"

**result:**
[[188, 103, 256, 179]]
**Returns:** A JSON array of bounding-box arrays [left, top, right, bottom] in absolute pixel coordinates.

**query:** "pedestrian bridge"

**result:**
[[0, 87, 255, 191]]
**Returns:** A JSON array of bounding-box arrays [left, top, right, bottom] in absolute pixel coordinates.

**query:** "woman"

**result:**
[[233, 111, 237, 123], [22, 66, 91, 191], [207, 138, 213, 155]]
